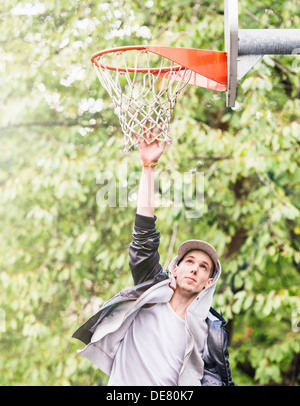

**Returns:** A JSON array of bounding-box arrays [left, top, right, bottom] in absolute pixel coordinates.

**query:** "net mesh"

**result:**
[[92, 49, 192, 151]]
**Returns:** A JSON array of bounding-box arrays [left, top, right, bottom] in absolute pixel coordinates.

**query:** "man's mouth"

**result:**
[[185, 277, 196, 283]]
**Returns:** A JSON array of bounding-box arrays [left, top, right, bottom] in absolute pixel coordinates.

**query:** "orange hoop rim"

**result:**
[[91, 45, 183, 73]]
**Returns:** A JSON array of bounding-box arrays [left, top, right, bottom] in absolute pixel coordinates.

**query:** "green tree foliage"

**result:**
[[1, 0, 299, 385]]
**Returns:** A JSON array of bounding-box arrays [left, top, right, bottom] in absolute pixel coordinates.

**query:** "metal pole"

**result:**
[[238, 29, 300, 55]]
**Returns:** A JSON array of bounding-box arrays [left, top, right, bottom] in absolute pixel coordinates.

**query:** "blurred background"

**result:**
[[0, 0, 299, 386]]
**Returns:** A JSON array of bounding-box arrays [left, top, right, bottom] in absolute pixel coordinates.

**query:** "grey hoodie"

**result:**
[[72, 214, 223, 386]]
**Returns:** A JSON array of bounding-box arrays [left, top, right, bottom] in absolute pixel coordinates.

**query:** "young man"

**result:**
[[72, 127, 233, 386]]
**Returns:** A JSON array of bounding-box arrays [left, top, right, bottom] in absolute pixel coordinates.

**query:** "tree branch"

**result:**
[[163, 220, 179, 271]]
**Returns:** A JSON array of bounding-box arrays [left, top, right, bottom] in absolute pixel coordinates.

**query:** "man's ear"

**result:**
[[205, 278, 213, 288], [172, 265, 178, 278]]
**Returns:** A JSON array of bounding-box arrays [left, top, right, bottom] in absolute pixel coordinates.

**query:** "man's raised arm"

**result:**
[[129, 125, 169, 285]]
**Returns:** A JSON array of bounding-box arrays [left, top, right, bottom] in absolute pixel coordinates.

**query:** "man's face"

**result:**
[[173, 250, 214, 298]]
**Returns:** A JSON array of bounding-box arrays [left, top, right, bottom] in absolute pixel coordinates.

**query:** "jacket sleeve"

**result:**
[[216, 326, 234, 386], [129, 213, 168, 286], [202, 311, 234, 386]]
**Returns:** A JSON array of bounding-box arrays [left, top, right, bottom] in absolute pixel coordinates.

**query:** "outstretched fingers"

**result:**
[[133, 121, 170, 161]]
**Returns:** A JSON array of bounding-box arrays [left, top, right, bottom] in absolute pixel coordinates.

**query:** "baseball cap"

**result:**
[[168, 239, 219, 275]]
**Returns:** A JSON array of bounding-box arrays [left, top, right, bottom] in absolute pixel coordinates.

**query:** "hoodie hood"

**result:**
[[168, 256, 221, 318]]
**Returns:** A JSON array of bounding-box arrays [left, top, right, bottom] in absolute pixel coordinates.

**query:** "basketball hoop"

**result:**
[[91, 45, 227, 151]]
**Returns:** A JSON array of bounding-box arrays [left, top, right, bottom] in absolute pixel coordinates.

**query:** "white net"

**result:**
[[92, 48, 192, 152]]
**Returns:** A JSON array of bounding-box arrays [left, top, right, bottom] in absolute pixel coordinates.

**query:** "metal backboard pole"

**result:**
[[224, 0, 300, 108]]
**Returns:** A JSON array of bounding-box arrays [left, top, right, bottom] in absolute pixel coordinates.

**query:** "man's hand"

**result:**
[[136, 122, 169, 165]]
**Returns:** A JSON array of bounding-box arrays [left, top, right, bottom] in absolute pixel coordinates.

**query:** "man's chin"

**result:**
[[180, 282, 202, 295]]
